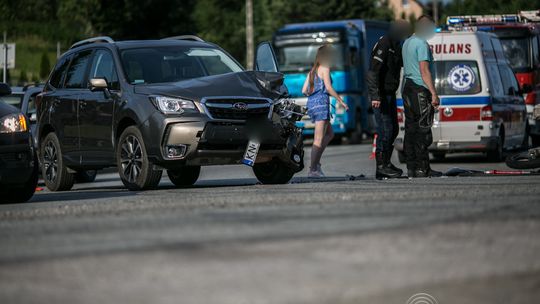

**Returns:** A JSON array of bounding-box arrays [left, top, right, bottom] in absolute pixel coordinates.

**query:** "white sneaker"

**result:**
[[316, 164, 326, 177], [308, 169, 323, 178]]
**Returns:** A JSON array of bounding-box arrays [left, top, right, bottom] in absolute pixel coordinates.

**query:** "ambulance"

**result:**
[[394, 31, 528, 162]]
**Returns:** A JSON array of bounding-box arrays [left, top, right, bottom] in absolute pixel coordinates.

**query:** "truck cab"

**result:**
[[273, 20, 389, 143], [447, 10, 540, 146]]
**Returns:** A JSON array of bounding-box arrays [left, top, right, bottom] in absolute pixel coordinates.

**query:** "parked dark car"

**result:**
[[36, 36, 304, 191], [9, 85, 97, 183], [0, 83, 39, 203]]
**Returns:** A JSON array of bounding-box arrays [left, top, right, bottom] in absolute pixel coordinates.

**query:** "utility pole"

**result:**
[[2, 31, 7, 83], [245, 0, 254, 70], [433, 0, 439, 25]]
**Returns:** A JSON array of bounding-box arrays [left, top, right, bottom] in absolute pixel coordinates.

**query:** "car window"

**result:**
[[499, 64, 519, 96], [89, 49, 120, 90], [120, 47, 242, 85], [64, 50, 93, 89], [49, 55, 72, 89], [0, 94, 23, 108], [433, 61, 481, 95], [486, 64, 504, 97]]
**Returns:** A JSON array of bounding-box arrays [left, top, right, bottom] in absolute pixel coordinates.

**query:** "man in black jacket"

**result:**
[[367, 20, 411, 179]]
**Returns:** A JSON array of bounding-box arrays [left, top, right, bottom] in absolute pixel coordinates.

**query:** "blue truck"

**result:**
[[273, 20, 389, 143]]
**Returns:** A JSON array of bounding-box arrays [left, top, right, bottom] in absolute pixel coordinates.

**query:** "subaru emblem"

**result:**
[[232, 102, 248, 110]]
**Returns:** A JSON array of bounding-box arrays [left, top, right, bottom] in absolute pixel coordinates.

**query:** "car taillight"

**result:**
[[397, 108, 404, 123], [524, 91, 536, 105], [480, 105, 493, 121]]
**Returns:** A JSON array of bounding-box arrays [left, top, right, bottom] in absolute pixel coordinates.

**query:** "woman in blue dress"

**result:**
[[302, 45, 349, 178]]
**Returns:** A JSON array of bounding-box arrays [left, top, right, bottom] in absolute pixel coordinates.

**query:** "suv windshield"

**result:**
[[276, 44, 345, 72], [0, 94, 23, 109], [120, 47, 243, 84], [500, 37, 530, 71], [434, 61, 482, 95]]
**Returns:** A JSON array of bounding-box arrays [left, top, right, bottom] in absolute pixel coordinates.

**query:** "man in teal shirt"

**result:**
[[401, 15, 442, 178]]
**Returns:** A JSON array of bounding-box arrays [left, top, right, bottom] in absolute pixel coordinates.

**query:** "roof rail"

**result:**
[[161, 35, 205, 42], [70, 36, 115, 50]]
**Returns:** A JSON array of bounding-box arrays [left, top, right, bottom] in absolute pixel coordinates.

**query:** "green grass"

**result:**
[[7, 35, 59, 85]]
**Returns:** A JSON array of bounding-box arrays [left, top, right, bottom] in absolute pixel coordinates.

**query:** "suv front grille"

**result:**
[[203, 98, 271, 121]]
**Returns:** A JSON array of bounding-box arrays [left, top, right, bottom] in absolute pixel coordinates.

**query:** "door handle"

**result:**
[[80, 101, 87, 108], [53, 98, 61, 106]]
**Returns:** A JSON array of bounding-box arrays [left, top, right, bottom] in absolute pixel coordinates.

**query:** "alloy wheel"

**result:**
[[120, 135, 143, 183], [43, 141, 58, 182]]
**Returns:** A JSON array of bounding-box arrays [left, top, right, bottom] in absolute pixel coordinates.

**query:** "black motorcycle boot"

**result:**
[[384, 151, 403, 176], [414, 161, 443, 178], [376, 152, 402, 179]]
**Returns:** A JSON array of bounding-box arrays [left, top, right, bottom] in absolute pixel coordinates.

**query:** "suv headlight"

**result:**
[[0, 113, 28, 133], [150, 96, 197, 114]]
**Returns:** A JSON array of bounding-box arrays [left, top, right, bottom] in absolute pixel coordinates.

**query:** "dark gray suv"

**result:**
[[36, 36, 304, 191]]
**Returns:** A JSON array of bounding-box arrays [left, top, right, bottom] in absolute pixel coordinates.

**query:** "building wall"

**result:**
[[388, 0, 424, 20]]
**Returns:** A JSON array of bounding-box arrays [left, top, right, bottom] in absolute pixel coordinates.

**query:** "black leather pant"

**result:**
[[402, 79, 435, 171], [374, 94, 399, 153]]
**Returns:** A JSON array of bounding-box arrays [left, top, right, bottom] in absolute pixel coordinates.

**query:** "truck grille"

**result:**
[[203, 98, 271, 121]]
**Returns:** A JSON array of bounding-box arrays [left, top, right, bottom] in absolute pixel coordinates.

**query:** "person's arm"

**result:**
[[321, 66, 349, 111], [366, 39, 389, 109], [417, 42, 439, 108], [302, 73, 310, 96]]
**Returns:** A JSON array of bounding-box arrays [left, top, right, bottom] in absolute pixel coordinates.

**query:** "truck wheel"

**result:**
[[253, 159, 295, 184], [41, 132, 74, 191], [347, 118, 363, 144], [167, 166, 200, 187], [487, 132, 504, 162], [531, 134, 540, 148], [116, 126, 162, 191], [1, 153, 39, 204], [397, 150, 406, 164], [75, 170, 97, 183]]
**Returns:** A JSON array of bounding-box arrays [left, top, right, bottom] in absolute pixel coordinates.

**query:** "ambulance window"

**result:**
[[434, 61, 481, 95], [499, 65, 519, 96], [491, 38, 507, 63], [486, 64, 504, 97]]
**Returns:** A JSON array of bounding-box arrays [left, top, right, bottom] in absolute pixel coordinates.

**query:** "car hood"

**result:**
[[133, 71, 287, 101], [0, 102, 20, 117]]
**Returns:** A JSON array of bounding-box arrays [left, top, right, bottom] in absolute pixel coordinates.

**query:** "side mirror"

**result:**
[[0, 83, 11, 96], [254, 42, 279, 73], [89, 78, 109, 91], [29, 113, 37, 123], [521, 84, 533, 94]]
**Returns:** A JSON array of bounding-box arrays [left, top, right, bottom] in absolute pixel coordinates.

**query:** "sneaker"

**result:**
[[308, 169, 323, 178], [316, 163, 326, 177]]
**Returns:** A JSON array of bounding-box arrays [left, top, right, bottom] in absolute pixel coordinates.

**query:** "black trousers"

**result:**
[[374, 94, 399, 153], [402, 79, 435, 171]]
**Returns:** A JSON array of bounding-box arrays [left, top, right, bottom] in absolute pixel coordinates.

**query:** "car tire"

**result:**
[[41, 132, 75, 191], [531, 134, 540, 148], [1, 153, 39, 204], [116, 126, 162, 191], [75, 170, 97, 183], [397, 150, 406, 164], [505, 150, 540, 169], [487, 132, 504, 162], [167, 166, 201, 187], [253, 159, 295, 184]]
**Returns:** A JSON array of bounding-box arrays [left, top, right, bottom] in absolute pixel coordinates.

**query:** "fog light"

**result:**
[[165, 144, 187, 159]]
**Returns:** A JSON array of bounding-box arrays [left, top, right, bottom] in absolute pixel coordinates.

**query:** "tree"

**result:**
[[19, 69, 28, 85], [39, 52, 51, 79]]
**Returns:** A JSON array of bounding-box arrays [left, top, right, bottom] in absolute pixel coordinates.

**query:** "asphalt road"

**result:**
[[1, 144, 539, 304]]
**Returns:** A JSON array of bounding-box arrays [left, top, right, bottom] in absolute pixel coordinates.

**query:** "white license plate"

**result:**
[[242, 140, 260, 167]]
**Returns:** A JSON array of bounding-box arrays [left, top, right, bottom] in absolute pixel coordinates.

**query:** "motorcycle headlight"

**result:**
[[0, 113, 28, 133], [150, 96, 197, 114]]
